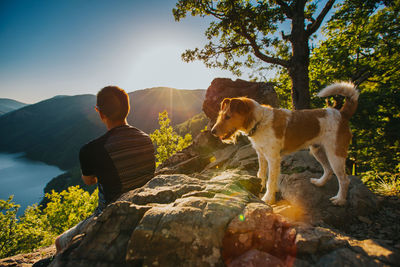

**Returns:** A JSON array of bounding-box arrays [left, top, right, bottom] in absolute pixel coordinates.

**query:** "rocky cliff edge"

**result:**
[[1, 78, 399, 267]]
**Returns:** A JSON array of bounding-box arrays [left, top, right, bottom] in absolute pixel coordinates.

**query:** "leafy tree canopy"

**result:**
[[174, 0, 336, 109], [310, 0, 400, 174], [310, 0, 400, 88]]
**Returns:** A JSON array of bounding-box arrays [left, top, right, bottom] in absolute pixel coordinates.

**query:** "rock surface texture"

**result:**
[[0, 246, 55, 267], [202, 78, 278, 125], [44, 162, 399, 267], [2, 79, 399, 266], [45, 144, 398, 266]]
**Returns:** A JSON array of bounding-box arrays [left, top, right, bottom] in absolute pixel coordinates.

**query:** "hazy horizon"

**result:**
[[1, 85, 208, 105]]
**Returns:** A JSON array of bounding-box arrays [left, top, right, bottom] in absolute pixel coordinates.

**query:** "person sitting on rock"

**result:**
[[55, 85, 155, 253]]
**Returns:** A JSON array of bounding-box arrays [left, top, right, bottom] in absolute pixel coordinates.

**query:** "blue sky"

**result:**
[[0, 0, 335, 104], [0, 0, 241, 103]]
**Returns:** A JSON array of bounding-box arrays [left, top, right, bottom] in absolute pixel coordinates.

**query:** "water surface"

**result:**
[[0, 153, 63, 215]]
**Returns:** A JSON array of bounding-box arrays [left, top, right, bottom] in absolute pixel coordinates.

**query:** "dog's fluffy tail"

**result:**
[[318, 81, 359, 119]]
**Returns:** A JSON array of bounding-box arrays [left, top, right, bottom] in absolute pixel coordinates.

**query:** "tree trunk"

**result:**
[[289, 0, 311, 110], [288, 51, 310, 110]]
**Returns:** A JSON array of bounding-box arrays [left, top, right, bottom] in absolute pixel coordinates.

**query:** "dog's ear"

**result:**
[[230, 98, 251, 115], [220, 98, 231, 111], [230, 98, 254, 129]]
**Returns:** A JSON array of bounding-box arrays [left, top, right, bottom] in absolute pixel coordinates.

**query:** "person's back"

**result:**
[[80, 124, 155, 209], [55, 85, 155, 254]]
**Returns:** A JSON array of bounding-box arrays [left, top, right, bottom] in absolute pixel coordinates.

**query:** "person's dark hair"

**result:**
[[96, 86, 130, 121]]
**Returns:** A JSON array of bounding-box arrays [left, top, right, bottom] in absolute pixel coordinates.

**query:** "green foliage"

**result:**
[[42, 186, 98, 234], [310, 0, 399, 88], [361, 171, 400, 197], [0, 186, 98, 258], [150, 111, 192, 166], [42, 167, 97, 206], [175, 112, 208, 138], [268, 0, 399, 192], [0, 196, 20, 257], [174, 0, 337, 109], [174, 0, 291, 76], [349, 87, 400, 174], [310, 0, 400, 175], [269, 69, 293, 109]]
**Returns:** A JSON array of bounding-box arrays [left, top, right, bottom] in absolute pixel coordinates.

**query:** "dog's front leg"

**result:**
[[262, 156, 280, 205], [256, 150, 267, 192]]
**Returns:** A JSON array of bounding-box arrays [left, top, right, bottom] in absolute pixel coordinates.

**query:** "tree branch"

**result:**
[[306, 16, 316, 24], [275, 0, 293, 18], [306, 0, 336, 36], [353, 71, 371, 87], [199, 2, 226, 20], [215, 43, 251, 54], [238, 26, 290, 68]]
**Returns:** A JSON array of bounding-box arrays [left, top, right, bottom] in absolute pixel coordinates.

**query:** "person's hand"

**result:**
[[82, 175, 98, 185]]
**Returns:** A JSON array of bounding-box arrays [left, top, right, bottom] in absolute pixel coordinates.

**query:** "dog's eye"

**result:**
[[225, 114, 231, 120]]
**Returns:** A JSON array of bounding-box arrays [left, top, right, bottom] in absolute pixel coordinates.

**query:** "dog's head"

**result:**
[[211, 97, 255, 143]]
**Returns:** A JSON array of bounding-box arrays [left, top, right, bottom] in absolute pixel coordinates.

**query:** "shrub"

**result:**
[[150, 110, 192, 167], [0, 186, 98, 258]]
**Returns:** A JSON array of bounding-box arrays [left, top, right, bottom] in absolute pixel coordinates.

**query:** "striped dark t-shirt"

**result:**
[[79, 125, 155, 206]]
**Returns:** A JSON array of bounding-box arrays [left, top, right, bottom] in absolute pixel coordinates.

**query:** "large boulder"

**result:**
[[47, 169, 399, 267], [278, 171, 380, 228], [157, 78, 278, 175], [294, 226, 400, 266], [202, 78, 279, 125], [159, 131, 381, 230], [205, 144, 380, 229], [222, 203, 297, 265], [50, 170, 273, 266], [9, 77, 398, 266]]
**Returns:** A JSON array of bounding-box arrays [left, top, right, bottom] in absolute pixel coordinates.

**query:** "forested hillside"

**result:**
[[0, 88, 205, 170]]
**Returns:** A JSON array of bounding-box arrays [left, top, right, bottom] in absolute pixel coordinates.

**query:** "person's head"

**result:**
[[96, 86, 130, 125]]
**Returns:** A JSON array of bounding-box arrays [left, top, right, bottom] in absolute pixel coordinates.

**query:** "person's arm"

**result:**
[[82, 175, 98, 185], [79, 144, 98, 185]]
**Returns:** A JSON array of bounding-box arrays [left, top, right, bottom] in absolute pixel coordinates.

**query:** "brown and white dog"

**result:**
[[211, 82, 359, 206]]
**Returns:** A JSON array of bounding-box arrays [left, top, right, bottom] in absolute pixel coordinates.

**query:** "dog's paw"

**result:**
[[257, 170, 266, 179], [261, 193, 275, 205], [310, 178, 324, 187], [329, 196, 346, 206]]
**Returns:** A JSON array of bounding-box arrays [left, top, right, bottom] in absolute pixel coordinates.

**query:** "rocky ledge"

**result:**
[[34, 134, 397, 266], [2, 79, 399, 266], [1, 140, 389, 267], [33, 161, 398, 266]]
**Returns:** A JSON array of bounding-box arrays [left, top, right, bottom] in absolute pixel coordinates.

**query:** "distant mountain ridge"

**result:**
[[0, 98, 28, 115], [129, 87, 205, 131], [0, 87, 205, 170]]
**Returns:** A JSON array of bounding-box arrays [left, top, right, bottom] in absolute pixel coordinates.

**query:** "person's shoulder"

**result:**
[[80, 132, 109, 153], [124, 125, 151, 138]]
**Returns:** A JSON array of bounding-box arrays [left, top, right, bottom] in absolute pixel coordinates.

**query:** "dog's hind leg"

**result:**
[[326, 153, 350, 206], [261, 155, 280, 205], [256, 150, 268, 192], [309, 145, 333, 187]]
